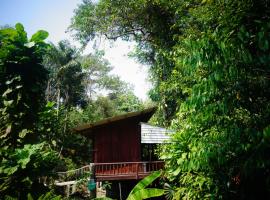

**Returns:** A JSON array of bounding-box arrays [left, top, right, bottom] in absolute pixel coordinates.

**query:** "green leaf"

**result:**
[[0, 124, 12, 139], [128, 171, 162, 198], [3, 195, 17, 200], [27, 193, 34, 200], [18, 156, 30, 169], [19, 129, 31, 138], [30, 30, 49, 42], [263, 126, 270, 140], [16, 144, 44, 169], [0, 27, 17, 39], [22, 177, 32, 185], [172, 167, 181, 176], [46, 101, 55, 108], [2, 88, 12, 97], [15, 23, 27, 42], [36, 191, 62, 200], [52, 140, 57, 147], [3, 100, 14, 106], [5, 80, 13, 85], [4, 166, 18, 175], [5, 77, 20, 85], [127, 188, 164, 200], [15, 23, 24, 33], [164, 183, 175, 200]]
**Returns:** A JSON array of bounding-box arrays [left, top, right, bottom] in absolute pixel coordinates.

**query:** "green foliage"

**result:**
[[27, 191, 61, 200], [42, 43, 143, 166], [44, 40, 86, 108], [160, 1, 270, 199], [44, 41, 140, 110], [0, 17, 145, 200], [70, 0, 185, 124], [112, 91, 144, 113], [36, 102, 59, 146], [127, 188, 164, 200], [0, 24, 60, 199], [163, 183, 175, 200], [0, 142, 59, 196], [0, 23, 49, 146], [0, 23, 49, 145], [72, 0, 270, 199], [30, 30, 49, 43], [80, 51, 123, 100], [36, 103, 93, 167], [127, 171, 164, 200]]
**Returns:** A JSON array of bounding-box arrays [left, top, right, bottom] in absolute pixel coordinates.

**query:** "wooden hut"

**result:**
[[74, 107, 171, 181]]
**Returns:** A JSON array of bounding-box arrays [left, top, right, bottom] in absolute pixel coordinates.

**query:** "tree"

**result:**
[[71, 0, 270, 199], [0, 23, 59, 199], [80, 51, 134, 101], [160, 1, 270, 199], [0, 23, 49, 146], [43, 40, 144, 166], [70, 0, 191, 124], [44, 40, 86, 108]]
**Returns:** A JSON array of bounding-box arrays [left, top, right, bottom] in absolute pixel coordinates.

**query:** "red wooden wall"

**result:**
[[77, 108, 156, 163], [92, 118, 141, 163]]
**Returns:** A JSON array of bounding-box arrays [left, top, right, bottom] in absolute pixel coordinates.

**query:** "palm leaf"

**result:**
[[164, 183, 175, 200]]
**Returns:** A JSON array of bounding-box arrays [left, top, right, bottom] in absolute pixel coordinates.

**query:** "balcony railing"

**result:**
[[93, 161, 164, 181]]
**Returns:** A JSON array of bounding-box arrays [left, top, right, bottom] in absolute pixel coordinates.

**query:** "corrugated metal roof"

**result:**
[[140, 123, 173, 144]]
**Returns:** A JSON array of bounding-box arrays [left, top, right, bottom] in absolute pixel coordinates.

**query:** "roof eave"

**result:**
[[73, 107, 157, 133]]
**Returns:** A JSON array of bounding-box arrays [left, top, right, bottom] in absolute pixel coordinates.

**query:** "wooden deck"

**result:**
[[94, 161, 164, 181]]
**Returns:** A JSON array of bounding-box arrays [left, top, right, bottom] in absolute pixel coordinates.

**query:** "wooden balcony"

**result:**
[[93, 161, 164, 181]]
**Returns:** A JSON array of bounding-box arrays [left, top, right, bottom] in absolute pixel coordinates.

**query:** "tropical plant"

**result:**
[[127, 171, 164, 200], [93, 171, 164, 200], [0, 23, 49, 145], [0, 23, 60, 199]]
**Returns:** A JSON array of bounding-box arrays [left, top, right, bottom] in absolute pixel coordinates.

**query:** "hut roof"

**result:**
[[74, 107, 156, 134]]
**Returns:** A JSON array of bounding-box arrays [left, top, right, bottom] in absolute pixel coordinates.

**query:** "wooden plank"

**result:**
[[96, 173, 152, 181], [55, 180, 76, 186]]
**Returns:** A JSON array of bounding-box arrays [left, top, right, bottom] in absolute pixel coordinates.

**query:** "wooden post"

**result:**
[[143, 162, 146, 172], [71, 184, 76, 194], [136, 163, 139, 179], [89, 163, 96, 199], [66, 184, 70, 197], [119, 182, 122, 200]]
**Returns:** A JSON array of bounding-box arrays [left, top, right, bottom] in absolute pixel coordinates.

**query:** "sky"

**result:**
[[0, 0, 151, 100]]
